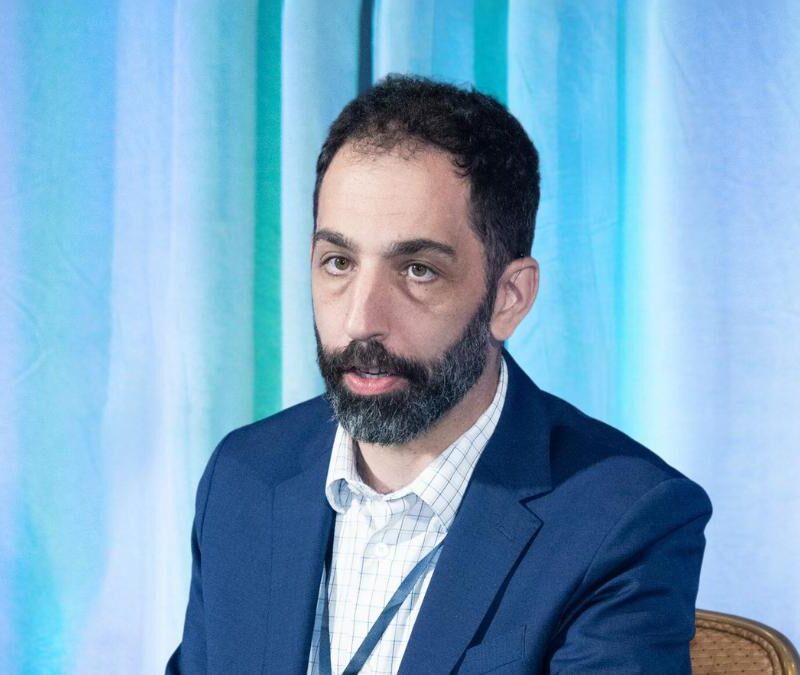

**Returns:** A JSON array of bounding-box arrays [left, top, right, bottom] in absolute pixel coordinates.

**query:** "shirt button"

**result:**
[[373, 542, 390, 558]]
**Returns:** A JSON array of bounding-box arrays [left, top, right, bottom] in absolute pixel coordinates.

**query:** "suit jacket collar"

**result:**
[[397, 350, 554, 674], [263, 350, 554, 674], [264, 417, 336, 675], [472, 349, 553, 500]]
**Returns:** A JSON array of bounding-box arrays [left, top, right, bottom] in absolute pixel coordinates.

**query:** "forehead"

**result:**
[[316, 144, 479, 251]]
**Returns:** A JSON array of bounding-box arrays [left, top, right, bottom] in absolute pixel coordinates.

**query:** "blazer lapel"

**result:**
[[264, 427, 335, 675], [398, 353, 554, 675]]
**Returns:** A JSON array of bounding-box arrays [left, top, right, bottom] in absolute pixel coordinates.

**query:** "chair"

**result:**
[[691, 609, 800, 674]]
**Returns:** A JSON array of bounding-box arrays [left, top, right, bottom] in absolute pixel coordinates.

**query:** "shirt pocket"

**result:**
[[456, 625, 527, 674]]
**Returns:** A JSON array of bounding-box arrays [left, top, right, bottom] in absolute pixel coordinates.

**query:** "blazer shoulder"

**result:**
[[538, 388, 709, 511], [212, 395, 336, 483]]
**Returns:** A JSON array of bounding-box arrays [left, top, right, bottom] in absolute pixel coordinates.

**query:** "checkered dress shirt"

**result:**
[[306, 358, 509, 675]]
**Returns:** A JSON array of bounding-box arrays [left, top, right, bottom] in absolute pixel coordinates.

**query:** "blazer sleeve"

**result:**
[[165, 438, 226, 675], [548, 477, 713, 674]]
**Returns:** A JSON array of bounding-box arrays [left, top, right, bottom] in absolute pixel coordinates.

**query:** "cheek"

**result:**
[[391, 305, 471, 357], [312, 284, 346, 343]]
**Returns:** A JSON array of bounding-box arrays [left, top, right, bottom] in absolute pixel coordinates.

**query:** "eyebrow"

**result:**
[[313, 229, 456, 259], [313, 229, 357, 251], [385, 238, 456, 258]]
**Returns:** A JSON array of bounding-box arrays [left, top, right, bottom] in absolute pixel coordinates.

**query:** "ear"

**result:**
[[489, 257, 539, 342]]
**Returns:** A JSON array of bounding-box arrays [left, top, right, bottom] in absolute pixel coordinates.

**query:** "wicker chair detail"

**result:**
[[691, 609, 799, 674]]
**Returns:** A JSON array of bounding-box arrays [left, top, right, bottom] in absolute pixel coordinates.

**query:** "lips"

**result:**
[[343, 369, 406, 395], [317, 339, 427, 398], [351, 366, 392, 378]]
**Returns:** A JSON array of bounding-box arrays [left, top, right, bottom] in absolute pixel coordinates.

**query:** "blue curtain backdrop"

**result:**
[[2, 1, 799, 672]]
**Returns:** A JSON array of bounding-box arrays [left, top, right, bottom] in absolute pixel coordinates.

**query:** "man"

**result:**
[[168, 75, 711, 674]]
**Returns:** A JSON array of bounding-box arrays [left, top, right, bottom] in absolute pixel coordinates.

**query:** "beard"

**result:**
[[315, 295, 494, 445]]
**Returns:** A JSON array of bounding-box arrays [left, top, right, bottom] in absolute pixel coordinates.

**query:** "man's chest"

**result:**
[[310, 498, 448, 674]]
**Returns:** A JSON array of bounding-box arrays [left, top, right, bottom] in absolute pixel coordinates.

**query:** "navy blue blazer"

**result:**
[[168, 354, 711, 674]]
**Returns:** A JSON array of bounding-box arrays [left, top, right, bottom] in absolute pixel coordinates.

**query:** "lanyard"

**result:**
[[318, 531, 444, 675]]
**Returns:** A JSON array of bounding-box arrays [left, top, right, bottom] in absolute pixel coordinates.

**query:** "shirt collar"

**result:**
[[325, 357, 509, 531]]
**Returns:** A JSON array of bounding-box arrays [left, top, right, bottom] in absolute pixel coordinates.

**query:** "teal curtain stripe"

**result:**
[[612, 0, 630, 429], [358, 0, 375, 90], [429, 1, 474, 83], [17, 506, 66, 674], [613, 0, 661, 444], [254, 0, 283, 419], [473, 0, 507, 103]]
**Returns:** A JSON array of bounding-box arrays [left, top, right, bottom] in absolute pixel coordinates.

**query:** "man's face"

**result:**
[[312, 143, 493, 444]]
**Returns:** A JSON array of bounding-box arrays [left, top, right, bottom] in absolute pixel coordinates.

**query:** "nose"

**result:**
[[344, 266, 391, 342]]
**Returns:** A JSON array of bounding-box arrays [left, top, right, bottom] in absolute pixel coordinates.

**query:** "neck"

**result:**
[[356, 349, 502, 494]]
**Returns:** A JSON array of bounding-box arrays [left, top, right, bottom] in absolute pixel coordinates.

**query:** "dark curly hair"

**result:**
[[313, 74, 540, 293]]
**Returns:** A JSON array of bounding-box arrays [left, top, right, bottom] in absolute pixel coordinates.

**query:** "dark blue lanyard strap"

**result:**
[[319, 533, 444, 675]]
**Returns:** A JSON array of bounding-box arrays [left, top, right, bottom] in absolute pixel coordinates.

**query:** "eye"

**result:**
[[405, 262, 438, 283], [322, 256, 352, 275]]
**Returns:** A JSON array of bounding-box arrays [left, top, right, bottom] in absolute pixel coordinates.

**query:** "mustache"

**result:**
[[320, 340, 430, 383]]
